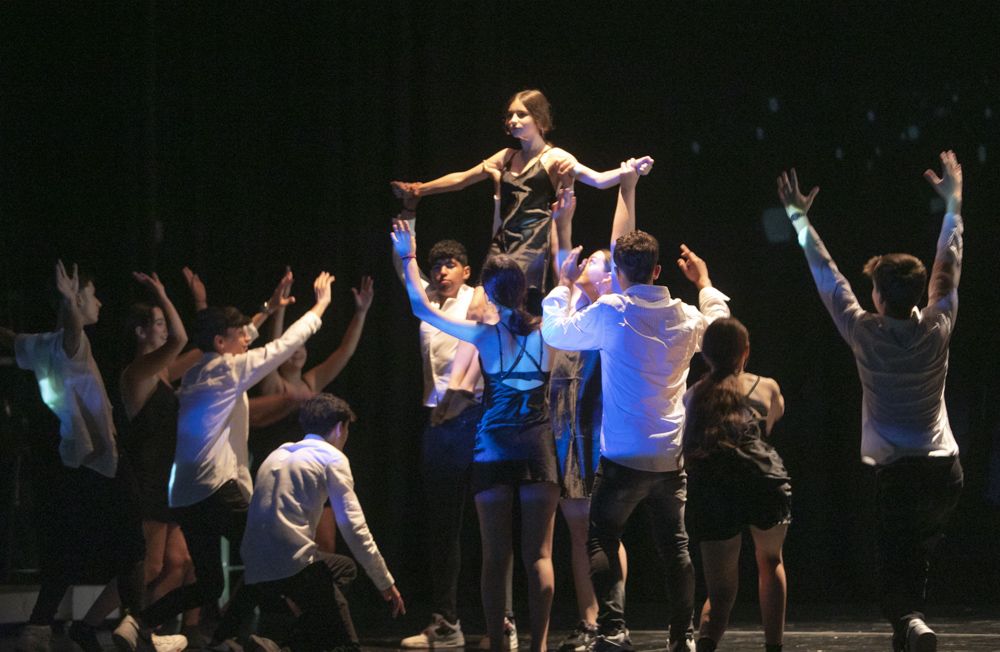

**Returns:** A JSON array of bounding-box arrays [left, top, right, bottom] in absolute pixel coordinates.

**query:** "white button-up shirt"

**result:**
[[242, 434, 394, 589], [419, 283, 477, 407], [794, 211, 962, 465], [169, 311, 321, 507], [15, 330, 118, 477], [542, 283, 730, 472]]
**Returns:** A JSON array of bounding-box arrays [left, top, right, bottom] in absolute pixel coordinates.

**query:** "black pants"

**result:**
[[254, 556, 358, 651], [875, 456, 963, 638], [587, 457, 694, 641], [420, 402, 480, 623], [141, 479, 251, 638]]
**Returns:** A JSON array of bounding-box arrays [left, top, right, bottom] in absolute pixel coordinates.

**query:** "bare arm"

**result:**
[[123, 273, 189, 382], [304, 276, 374, 392], [256, 271, 292, 397], [391, 221, 489, 344], [571, 154, 653, 190], [923, 151, 963, 315], [182, 266, 208, 312], [765, 377, 785, 434], [54, 260, 84, 359], [390, 149, 507, 199], [251, 269, 295, 331], [247, 392, 300, 428]]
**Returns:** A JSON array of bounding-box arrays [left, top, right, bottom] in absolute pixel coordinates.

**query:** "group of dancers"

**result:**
[[2, 88, 964, 652]]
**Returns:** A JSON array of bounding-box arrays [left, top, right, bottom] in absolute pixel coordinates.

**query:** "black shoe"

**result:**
[[589, 628, 633, 652], [558, 622, 598, 652]]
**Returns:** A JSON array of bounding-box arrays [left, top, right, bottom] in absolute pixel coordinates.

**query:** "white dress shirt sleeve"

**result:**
[[325, 458, 394, 591], [540, 285, 605, 351], [233, 311, 322, 392], [926, 212, 962, 322]]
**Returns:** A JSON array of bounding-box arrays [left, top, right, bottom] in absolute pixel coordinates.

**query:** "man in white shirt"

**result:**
[[542, 231, 730, 652], [778, 151, 964, 652], [134, 272, 334, 646], [242, 393, 404, 651]]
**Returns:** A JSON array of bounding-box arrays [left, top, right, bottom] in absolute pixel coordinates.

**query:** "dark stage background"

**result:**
[[2, 2, 998, 630]]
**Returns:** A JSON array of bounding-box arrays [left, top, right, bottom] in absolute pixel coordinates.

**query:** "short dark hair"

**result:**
[[863, 253, 927, 318], [428, 239, 468, 268], [299, 393, 357, 435], [613, 230, 659, 284], [191, 306, 250, 352]]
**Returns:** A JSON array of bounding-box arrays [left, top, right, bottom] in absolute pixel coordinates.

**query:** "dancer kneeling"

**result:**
[[682, 318, 790, 652]]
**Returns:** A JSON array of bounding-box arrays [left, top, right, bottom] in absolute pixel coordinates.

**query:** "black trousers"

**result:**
[[141, 479, 251, 639], [875, 456, 963, 638], [254, 556, 359, 651]]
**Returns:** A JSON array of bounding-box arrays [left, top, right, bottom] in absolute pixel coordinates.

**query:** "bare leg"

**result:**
[[750, 524, 788, 647], [476, 486, 515, 652], [519, 483, 560, 652], [560, 498, 598, 625], [698, 535, 741, 645]]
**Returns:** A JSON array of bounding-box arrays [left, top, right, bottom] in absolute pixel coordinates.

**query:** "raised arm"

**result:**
[[923, 150, 963, 315], [777, 168, 864, 342], [552, 186, 577, 273], [391, 220, 488, 344], [304, 276, 374, 392], [121, 273, 189, 416], [182, 266, 208, 312], [54, 260, 84, 358], [251, 269, 296, 331], [676, 245, 731, 323], [390, 149, 507, 200], [256, 268, 293, 397]]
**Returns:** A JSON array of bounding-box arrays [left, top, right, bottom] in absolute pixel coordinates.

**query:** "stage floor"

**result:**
[[3, 616, 1000, 651]]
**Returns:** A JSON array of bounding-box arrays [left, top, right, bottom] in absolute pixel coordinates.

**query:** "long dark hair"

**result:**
[[481, 255, 538, 336], [123, 302, 157, 361], [683, 318, 752, 458]]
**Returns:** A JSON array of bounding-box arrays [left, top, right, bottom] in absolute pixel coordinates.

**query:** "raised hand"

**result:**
[[132, 271, 167, 299], [619, 160, 640, 190], [312, 272, 334, 309], [558, 245, 585, 287], [923, 150, 962, 211], [182, 266, 208, 309], [268, 268, 296, 311], [551, 186, 577, 227], [677, 244, 711, 289], [390, 180, 421, 201], [352, 276, 375, 313], [55, 260, 79, 301], [391, 219, 417, 259], [631, 155, 654, 176], [776, 168, 819, 215]]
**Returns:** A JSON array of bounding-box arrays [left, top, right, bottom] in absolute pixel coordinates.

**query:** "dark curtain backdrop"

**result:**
[[2, 2, 998, 627]]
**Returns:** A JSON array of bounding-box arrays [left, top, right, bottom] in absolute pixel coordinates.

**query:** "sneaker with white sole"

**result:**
[[478, 617, 518, 650], [401, 613, 465, 648], [588, 628, 634, 652], [15, 624, 51, 652], [906, 618, 937, 652], [666, 633, 695, 652], [113, 615, 188, 652], [558, 621, 598, 652]]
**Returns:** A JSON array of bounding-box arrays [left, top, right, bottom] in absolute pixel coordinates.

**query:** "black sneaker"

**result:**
[[68, 621, 102, 652], [558, 622, 598, 652], [589, 628, 633, 652]]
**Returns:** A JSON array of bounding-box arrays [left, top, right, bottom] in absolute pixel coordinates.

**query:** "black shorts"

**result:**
[[686, 471, 792, 542]]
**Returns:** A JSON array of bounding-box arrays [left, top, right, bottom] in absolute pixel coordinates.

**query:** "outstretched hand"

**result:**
[[677, 244, 711, 290], [630, 155, 654, 176], [312, 272, 334, 308], [132, 271, 167, 299], [182, 267, 208, 309], [55, 260, 79, 301], [352, 276, 375, 313], [551, 187, 576, 227], [559, 246, 585, 287], [923, 150, 962, 211], [391, 219, 417, 259], [382, 585, 406, 618], [390, 181, 421, 202], [268, 268, 296, 312], [776, 168, 819, 215]]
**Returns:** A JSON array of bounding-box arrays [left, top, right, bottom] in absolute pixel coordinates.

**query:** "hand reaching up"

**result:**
[[352, 276, 375, 313], [132, 271, 167, 300], [391, 219, 417, 259], [923, 150, 962, 212], [182, 266, 208, 310], [55, 260, 79, 302], [558, 246, 585, 287], [677, 244, 711, 290], [776, 168, 819, 215], [311, 272, 334, 314]]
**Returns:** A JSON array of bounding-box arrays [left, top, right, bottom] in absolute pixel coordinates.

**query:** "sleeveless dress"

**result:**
[[487, 148, 557, 311], [470, 323, 559, 494], [549, 349, 602, 498], [123, 379, 179, 523], [685, 376, 792, 541]]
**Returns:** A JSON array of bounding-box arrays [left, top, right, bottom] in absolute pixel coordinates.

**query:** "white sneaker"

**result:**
[[15, 624, 51, 652], [478, 617, 518, 650], [666, 634, 695, 652], [113, 615, 188, 652], [401, 613, 465, 648], [906, 618, 937, 652]]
